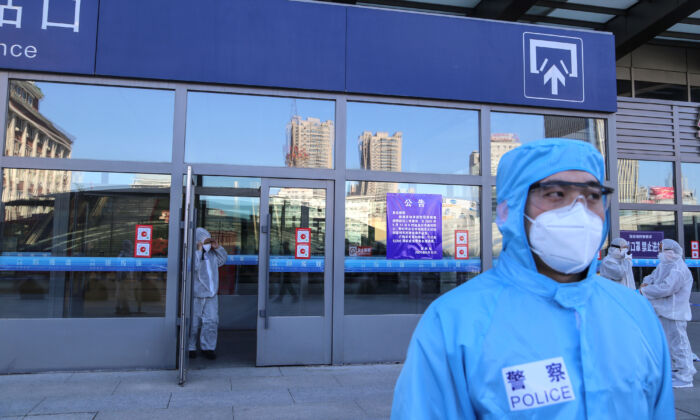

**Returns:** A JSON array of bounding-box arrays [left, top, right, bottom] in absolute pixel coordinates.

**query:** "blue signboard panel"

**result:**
[[0, 0, 97, 74], [0, 1, 617, 112], [95, 0, 346, 92], [346, 7, 617, 112]]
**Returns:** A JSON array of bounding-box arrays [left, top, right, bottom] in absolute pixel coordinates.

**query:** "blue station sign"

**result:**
[[0, 0, 617, 112]]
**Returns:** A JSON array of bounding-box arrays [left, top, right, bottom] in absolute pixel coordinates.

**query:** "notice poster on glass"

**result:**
[[386, 193, 442, 260], [620, 230, 663, 259]]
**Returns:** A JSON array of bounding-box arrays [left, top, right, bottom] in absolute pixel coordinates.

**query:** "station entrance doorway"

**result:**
[[178, 172, 333, 383]]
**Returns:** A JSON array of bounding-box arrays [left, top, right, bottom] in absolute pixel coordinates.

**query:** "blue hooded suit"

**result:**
[[391, 139, 673, 419]]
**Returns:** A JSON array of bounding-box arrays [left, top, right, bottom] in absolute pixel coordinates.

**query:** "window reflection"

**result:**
[[347, 102, 479, 174], [682, 212, 700, 291], [489, 112, 606, 175], [618, 159, 674, 204], [681, 163, 700, 205], [5, 80, 174, 162], [0, 170, 170, 318], [344, 181, 480, 315], [186, 92, 334, 168]]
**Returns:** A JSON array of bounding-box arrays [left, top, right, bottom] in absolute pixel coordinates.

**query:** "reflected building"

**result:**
[[469, 133, 520, 176], [544, 115, 606, 154], [617, 159, 640, 202], [285, 116, 334, 169], [358, 131, 402, 197], [3, 81, 73, 220]]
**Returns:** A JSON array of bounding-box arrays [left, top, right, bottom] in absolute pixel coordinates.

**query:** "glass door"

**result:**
[[257, 179, 333, 366]]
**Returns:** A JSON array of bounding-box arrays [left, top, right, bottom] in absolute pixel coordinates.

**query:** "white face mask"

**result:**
[[202, 243, 212, 252], [658, 249, 674, 263], [526, 201, 604, 275]]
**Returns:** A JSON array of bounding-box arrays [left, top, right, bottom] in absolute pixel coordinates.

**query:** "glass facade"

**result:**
[[186, 92, 335, 168], [344, 181, 480, 315], [617, 159, 674, 204], [0, 170, 170, 318], [346, 102, 479, 175], [490, 112, 606, 175], [5, 81, 175, 162]]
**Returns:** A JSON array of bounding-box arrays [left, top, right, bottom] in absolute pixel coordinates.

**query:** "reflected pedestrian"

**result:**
[[599, 238, 635, 289], [115, 240, 134, 315], [641, 239, 697, 388]]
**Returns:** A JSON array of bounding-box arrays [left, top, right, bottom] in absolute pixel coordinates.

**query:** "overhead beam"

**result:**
[[605, 0, 700, 59], [535, 0, 626, 16], [353, 0, 471, 15], [471, 0, 539, 21], [519, 14, 606, 30]]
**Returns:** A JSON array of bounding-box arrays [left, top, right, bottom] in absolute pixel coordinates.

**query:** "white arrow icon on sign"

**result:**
[[544, 65, 566, 95]]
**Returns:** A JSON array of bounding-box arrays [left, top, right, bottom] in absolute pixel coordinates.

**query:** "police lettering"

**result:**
[[509, 385, 573, 409]]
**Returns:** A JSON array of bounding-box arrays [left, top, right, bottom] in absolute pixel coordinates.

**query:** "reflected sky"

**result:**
[[491, 112, 545, 142], [32, 82, 175, 161], [186, 92, 334, 166], [346, 102, 479, 174]]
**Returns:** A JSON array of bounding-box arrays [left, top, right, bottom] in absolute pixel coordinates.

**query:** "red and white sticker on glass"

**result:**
[[455, 230, 469, 260], [134, 224, 153, 258], [691, 241, 699, 259], [136, 225, 152, 241], [295, 243, 310, 259], [296, 228, 311, 244], [135, 242, 151, 258]]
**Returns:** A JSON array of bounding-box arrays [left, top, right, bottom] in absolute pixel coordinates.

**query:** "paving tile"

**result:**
[[0, 397, 44, 417], [113, 375, 230, 394], [676, 409, 700, 420], [95, 407, 233, 420], [24, 413, 97, 420], [355, 393, 394, 419], [3, 380, 119, 400], [280, 365, 377, 377], [229, 373, 340, 390], [190, 366, 281, 379], [289, 384, 393, 405], [234, 401, 366, 420], [29, 393, 171, 415], [168, 388, 292, 409]]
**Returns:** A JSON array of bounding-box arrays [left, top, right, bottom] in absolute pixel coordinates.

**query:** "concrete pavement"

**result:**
[[0, 326, 699, 419]]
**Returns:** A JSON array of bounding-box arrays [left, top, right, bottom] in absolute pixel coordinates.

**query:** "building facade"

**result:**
[[0, 0, 697, 378]]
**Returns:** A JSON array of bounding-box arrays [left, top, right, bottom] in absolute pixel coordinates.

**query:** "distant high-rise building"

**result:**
[[358, 131, 402, 197], [617, 159, 640, 202], [469, 133, 520, 176], [285, 116, 334, 169]]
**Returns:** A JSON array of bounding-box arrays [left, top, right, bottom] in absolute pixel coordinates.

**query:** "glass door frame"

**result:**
[[257, 178, 334, 366]]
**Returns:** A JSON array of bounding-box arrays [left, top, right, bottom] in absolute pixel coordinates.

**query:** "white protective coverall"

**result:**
[[391, 139, 673, 419], [599, 237, 636, 289], [641, 238, 697, 387], [188, 227, 227, 351]]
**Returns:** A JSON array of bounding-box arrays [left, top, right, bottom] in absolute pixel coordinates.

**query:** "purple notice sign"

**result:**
[[386, 193, 442, 260], [620, 230, 664, 259]]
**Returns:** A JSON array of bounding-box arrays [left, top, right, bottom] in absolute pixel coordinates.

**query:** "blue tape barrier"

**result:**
[[0, 255, 482, 273], [0, 256, 168, 272], [632, 259, 700, 268]]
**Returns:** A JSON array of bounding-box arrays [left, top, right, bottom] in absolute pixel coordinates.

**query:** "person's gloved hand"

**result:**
[[624, 252, 632, 260]]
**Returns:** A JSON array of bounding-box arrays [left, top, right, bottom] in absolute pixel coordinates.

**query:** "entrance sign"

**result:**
[[524, 33, 583, 102], [455, 230, 469, 260], [386, 193, 442, 260], [691, 241, 699, 259], [620, 231, 663, 259], [0, 0, 97, 74]]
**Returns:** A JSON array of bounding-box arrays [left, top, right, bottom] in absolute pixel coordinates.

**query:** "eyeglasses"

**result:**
[[528, 180, 614, 211]]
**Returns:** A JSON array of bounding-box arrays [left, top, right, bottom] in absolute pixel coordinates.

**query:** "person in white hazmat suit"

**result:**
[[641, 238, 697, 388], [188, 227, 227, 360], [599, 238, 636, 289]]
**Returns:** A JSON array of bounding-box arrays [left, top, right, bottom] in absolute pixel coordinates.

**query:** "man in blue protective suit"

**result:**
[[391, 139, 673, 419]]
